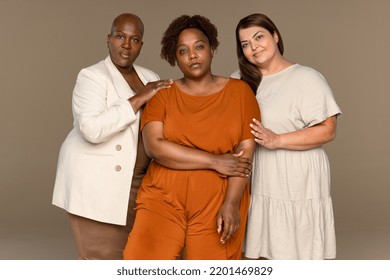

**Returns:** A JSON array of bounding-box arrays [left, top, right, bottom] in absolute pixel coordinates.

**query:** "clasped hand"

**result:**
[[215, 151, 252, 177]]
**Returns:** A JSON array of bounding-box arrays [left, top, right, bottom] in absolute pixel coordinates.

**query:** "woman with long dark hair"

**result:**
[[233, 13, 341, 259]]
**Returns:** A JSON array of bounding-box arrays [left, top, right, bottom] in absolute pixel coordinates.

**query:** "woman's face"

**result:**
[[175, 28, 213, 79], [239, 26, 279, 67], [107, 16, 143, 72]]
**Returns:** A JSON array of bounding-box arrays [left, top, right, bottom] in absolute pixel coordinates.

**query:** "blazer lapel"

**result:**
[[104, 56, 133, 99], [133, 64, 150, 86]]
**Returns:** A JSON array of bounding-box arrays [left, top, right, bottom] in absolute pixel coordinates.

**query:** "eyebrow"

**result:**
[[112, 31, 142, 37], [177, 39, 207, 48], [252, 30, 264, 38]]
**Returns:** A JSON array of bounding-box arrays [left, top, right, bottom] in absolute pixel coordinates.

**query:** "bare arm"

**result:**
[[142, 121, 252, 177], [216, 138, 256, 243], [250, 115, 338, 150]]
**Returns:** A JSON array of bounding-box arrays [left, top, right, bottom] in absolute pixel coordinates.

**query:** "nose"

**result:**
[[250, 42, 258, 51], [122, 38, 132, 49], [188, 50, 197, 60]]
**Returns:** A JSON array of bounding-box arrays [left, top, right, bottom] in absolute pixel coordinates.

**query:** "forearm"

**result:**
[[224, 138, 255, 204], [224, 176, 248, 206], [216, 138, 255, 242], [146, 138, 216, 170], [143, 122, 253, 176], [278, 117, 337, 150], [73, 69, 137, 143], [128, 92, 152, 113], [78, 99, 137, 143]]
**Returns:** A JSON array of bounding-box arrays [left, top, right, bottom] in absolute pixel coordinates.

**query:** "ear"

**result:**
[[273, 32, 279, 44], [106, 34, 111, 48]]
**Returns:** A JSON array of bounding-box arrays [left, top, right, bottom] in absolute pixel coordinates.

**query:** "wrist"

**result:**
[[127, 98, 137, 113], [223, 197, 240, 208], [128, 94, 146, 113], [209, 154, 220, 171], [276, 134, 283, 149]]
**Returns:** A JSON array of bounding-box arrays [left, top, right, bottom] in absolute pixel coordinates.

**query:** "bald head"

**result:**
[[110, 13, 144, 36]]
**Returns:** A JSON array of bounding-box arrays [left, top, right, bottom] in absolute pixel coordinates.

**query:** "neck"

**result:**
[[181, 74, 215, 89], [258, 54, 293, 76], [117, 65, 135, 76], [178, 74, 225, 96]]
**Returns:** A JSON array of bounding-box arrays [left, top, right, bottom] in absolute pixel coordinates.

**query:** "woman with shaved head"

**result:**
[[52, 13, 172, 259]]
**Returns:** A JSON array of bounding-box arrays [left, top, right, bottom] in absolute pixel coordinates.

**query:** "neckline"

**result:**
[[173, 78, 231, 98], [262, 64, 298, 79]]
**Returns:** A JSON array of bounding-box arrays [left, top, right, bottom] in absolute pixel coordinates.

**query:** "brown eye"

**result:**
[[178, 49, 187, 55], [255, 35, 263, 40]]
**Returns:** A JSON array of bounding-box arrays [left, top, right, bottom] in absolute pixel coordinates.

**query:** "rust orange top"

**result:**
[[141, 78, 260, 153]]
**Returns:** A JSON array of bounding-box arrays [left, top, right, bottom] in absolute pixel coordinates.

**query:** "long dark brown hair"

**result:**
[[235, 13, 284, 94]]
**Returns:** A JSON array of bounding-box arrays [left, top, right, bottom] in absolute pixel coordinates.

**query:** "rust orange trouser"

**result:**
[[123, 166, 249, 260]]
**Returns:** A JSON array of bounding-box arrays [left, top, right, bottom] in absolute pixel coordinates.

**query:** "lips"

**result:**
[[253, 50, 263, 57], [189, 62, 201, 68], [121, 52, 130, 59]]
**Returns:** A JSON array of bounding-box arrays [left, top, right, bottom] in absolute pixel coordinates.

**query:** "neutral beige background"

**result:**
[[0, 0, 389, 259]]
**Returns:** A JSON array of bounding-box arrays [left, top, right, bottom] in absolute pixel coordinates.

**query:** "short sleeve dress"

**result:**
[[241, 64, 341, 259], [125, 78, 260, 260]]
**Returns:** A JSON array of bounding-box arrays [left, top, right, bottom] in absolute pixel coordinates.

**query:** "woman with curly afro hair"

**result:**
[[123, 15, 260, 260]]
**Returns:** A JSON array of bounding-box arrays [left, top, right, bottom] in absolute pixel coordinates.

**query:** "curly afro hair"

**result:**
[[161, 15, 219, 66]]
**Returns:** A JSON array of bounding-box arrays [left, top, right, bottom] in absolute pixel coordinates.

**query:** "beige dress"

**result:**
[[233, 64, 341, 259]]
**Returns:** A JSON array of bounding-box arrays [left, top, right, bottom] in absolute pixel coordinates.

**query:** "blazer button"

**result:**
[[115, 165, 121, 172], [115, 144, 122, 151]]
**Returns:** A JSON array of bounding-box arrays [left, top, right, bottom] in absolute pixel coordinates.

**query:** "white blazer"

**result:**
[[52, 56, 159, 225]]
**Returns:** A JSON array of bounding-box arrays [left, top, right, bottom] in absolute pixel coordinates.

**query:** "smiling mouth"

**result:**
[[121, 53, 130, 58], [253, 50, 263, 57]]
